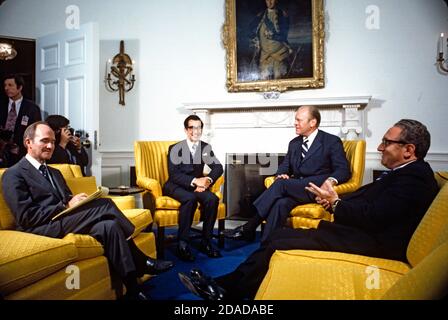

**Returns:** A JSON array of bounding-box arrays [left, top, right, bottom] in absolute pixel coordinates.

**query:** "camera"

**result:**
[[68, 128, 91, 148], [68, 127, 81, 138]]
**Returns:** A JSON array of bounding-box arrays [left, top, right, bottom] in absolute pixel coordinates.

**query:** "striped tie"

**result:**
[[39, 164, 51, 183], [301, 138, 309, 160]]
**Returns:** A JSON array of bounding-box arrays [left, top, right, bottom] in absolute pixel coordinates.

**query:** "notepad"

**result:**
[[51, 186, 109, 221]]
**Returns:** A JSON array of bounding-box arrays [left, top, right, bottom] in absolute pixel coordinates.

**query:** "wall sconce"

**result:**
[[105, 40, 135, 106], [437, 33, 448, 74], [0, 41, 17, 60]]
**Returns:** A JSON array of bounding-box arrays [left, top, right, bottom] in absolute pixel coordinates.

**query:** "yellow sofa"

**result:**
[[255, 172, 448, 300], [0, 165, 156, 300]]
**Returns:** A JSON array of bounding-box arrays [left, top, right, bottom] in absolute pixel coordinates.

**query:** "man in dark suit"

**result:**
[[1, 74, 42, 165], [179, 119, 438, 300], [225, 105, 351, 243], [2, 121, 173, 300], [163, 115, 224, 262]]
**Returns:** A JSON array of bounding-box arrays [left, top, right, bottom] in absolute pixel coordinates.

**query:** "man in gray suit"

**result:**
[[2, 121, 173, 299]]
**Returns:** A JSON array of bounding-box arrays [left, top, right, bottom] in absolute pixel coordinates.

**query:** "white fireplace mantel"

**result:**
[[183, 95, 371, 112], [182, 95, 371, 140]]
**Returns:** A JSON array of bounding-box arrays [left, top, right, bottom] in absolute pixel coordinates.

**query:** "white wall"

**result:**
[[1, 0, 447, 184]]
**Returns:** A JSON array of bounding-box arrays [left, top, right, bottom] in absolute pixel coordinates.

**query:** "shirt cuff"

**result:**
[[190, 178, 196, 187], [327, 177, 338, 185], [206, 177, 213, 184]]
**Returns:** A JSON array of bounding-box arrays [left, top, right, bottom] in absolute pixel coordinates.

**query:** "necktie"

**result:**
[[191, 143, 197, 156], [301, 138, 309, 160], [4, 101, 17, 131], [39, 164, 51, 183]]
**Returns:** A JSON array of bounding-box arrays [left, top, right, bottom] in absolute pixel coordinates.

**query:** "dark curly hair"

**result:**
[[394, 119, 431, 159], [45, 115, 70, 144]]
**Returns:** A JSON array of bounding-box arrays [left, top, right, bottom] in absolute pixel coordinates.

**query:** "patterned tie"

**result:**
[[4, 101, 17, 131], [301, 137, 309, 160], [39, 164, 51, 183], [191, 143, 197, 156]]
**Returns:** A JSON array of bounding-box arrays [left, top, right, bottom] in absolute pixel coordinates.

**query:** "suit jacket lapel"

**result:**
[[49, 167, 70, 201], [22, 159, 63, 200], [14, 100, 27, 131]]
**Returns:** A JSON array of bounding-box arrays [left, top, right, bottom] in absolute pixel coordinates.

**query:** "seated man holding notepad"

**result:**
[[1, 121, 173, 300]]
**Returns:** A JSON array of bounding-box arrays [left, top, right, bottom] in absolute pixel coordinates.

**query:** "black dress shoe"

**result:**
[[178, 269, 226, 301], [177, 241, 195, 262], [199, 241, 222, 258], [145, 257, 174, 274], [223, 225, 256, 242]]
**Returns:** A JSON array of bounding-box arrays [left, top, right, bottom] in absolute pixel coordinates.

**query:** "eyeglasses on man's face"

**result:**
[[380, 138, 409, 147], [187, 126, 202, 131]]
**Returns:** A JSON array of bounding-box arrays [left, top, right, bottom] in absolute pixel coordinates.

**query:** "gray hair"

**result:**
[[394, 119, 431, 159]]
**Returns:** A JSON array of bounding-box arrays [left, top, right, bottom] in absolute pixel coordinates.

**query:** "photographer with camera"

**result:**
[[45, 115, 89, 176]]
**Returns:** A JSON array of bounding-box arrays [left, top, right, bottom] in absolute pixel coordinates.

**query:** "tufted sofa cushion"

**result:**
[[0, 230, 78, 295], [256, 249, 410, 300]]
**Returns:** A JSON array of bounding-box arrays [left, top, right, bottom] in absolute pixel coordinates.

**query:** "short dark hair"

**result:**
[[299, 105, 321, 127], [45, 115, 70, 144], [3, 74, 25, 89], [184, 115, 203, 129], [23, 121, 51, 147], [394, 119, 431, 159]]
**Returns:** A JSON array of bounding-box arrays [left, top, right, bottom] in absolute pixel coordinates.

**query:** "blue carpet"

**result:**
[[141, 227, 261, 300]]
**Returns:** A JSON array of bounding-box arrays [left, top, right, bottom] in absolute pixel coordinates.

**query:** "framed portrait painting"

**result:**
[[223, 0, 324, 92]]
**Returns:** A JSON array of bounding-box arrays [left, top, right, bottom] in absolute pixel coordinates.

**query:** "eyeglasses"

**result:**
[[380, 138, 409, 147], [187, 126, 202, 131]]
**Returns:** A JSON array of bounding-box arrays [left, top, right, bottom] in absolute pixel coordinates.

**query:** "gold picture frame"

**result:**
[[222, 0, 324, 92]]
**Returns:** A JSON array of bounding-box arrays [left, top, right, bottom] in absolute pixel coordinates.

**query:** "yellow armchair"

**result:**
[[264, 140, 366, 229], [48, 164, 135, 210], [134, 141, 226, 258], [256, 174, 448, 300]]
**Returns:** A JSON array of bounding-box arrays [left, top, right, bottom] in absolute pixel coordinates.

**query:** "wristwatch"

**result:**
[[331, 199, 341, 212]]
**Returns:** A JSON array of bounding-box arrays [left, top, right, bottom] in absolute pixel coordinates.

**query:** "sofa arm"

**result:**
[[255, 249, 410, 300], [264, 176, 275, 188], [136, 177, 162, 198]]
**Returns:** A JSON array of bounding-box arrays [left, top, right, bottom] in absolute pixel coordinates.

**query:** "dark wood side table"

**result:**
[[108, 186, 144, 196]]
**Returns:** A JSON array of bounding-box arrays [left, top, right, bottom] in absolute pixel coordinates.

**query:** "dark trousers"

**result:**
[[253, 178, 318, 242], [215, 222, 381, 300], [166, 187, 219, 242], [43, 198, 144, 279]]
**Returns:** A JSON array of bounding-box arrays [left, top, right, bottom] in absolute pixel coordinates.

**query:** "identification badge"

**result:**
[[21, 116, 29, 126]]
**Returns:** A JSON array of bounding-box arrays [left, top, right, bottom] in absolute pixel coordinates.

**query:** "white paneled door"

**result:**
[[36, 23, 101, 180]]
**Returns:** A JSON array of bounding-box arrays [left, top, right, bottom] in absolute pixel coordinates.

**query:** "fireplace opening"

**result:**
[[224, 153, 285, 220]]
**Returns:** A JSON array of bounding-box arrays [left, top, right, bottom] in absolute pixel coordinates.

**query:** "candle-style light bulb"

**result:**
[[439, 33, 444, 54]]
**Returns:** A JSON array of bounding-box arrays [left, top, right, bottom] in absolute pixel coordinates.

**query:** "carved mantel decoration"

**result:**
[[183, 96, 371, 141]]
